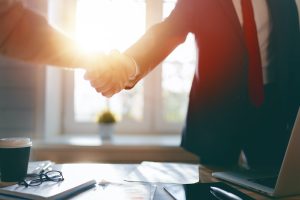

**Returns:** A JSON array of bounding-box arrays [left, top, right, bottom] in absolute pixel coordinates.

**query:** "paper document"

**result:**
[[72, 183, 154, 200], [125, 161, 199, 184]]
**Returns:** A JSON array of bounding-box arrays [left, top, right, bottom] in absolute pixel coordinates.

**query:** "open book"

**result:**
[[0, 162, 96, 200]]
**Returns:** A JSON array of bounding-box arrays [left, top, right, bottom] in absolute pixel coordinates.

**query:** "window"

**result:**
[[61, 0, 196, 135]]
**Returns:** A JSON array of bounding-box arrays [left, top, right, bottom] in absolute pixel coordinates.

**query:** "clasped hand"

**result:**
[[84, 50, 136, 97]]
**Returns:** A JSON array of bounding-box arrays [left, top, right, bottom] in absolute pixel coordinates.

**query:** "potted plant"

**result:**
[[96, 109, 117, 141]]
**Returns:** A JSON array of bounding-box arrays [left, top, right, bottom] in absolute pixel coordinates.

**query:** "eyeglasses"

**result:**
[[18, 170, 64, 187]]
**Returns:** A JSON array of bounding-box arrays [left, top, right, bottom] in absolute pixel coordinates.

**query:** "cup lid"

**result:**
[[0, 137, 32, 148]]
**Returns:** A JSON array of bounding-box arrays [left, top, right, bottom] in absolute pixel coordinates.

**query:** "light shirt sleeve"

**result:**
[[0, 0, 21, 13], [0, 0, 24, 48], [0, 0, 101, 68]]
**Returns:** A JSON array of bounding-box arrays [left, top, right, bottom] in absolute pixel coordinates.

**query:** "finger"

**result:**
[[98, 84, 118, 95], [107, 55, 130, 84], [85, 63, 113, 82], [110, 51, 135, 82], [96, 87, 115, 97], [95, 87, 112, 94], [102, 92, 114, 98], [84, 55, 112, 80], [101, 88, 118, 98], [90, 78, 111, 89]]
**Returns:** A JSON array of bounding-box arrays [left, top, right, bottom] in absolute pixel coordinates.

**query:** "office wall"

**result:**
[[0, 0, 47, 138], [0, 58, 46, 138]]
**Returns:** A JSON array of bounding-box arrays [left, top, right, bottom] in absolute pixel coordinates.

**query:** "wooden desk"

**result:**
[[51, 163, 300, 200], [29, 140, 300, 200]]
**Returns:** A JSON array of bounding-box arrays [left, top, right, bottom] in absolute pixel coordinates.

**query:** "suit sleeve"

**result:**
[[124, 0, 195, 89], [0, 2, 99, 68]]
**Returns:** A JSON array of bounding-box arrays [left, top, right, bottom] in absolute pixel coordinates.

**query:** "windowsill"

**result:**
[[34, 134, 181, 147], [31, 135, 200, 163]]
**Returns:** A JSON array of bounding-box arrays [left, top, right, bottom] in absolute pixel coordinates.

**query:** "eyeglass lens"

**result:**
[[19, 170, 64, 187]]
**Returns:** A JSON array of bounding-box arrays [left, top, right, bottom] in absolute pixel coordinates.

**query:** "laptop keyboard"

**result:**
[[248, 176, 277, 188]]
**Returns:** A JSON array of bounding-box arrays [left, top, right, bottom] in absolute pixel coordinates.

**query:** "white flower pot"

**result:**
[[98, 124, 115, 141]]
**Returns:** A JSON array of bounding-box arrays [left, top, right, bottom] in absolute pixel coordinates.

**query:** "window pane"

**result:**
[[162, 1, 196, 123], [162, 0, 177, 19], [74, 0, 146, 122]]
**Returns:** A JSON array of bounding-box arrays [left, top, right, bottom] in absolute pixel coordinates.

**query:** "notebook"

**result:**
[[212, 108, 300, 197], [0, 167, 96, 200]]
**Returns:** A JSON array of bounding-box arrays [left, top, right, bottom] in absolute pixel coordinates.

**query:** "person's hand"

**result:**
[[84, 50, 137, 97]]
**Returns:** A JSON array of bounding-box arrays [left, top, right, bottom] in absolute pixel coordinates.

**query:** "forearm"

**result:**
[[0, 2, 97, 68], [124, 22, 188, 89]]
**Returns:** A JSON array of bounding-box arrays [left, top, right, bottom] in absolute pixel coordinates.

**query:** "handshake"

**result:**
[[84, 50, 138, 98]]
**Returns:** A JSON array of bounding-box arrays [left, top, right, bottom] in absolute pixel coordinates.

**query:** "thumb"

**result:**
[[109, 50, 136, 77]]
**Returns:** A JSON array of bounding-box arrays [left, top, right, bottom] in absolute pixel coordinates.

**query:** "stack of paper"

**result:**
[[125, 161, 199, 184], [72, 183, 155, 200]]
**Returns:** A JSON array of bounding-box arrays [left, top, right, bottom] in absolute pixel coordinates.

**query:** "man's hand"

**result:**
[[84, 50, 137, 97]]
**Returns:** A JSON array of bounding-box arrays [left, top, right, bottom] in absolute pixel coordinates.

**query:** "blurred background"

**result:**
[[0, 0, 196, 143]]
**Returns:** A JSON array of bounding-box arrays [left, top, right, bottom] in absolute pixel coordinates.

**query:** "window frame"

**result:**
[[54, 0, 188, 136]]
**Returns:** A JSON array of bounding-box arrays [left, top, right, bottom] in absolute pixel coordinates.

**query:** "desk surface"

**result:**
[[48, 163, 300, 200]]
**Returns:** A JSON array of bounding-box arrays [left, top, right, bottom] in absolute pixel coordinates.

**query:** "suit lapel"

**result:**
[[217, 0, 244, 45]]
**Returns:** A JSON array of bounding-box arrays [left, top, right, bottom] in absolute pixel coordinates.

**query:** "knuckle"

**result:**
[[95, 88, 102, 93]]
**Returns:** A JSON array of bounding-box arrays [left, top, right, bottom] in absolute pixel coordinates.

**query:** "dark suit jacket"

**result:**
[[125, 0, 300, 164]]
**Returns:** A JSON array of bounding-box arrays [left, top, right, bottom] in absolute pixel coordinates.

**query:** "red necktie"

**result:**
[[241, 0, 264, 107]]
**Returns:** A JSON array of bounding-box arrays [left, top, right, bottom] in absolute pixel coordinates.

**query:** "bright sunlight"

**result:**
[[73, 0, 146, 122], [75, 0, 145, 53]]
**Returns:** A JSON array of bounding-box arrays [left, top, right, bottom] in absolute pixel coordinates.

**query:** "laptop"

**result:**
[[212, 108, 300, 197]]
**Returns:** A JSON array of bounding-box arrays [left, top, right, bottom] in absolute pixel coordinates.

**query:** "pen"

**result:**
[[210, 186, 243, 200], [29, 161, 53, 175], [163, 187, 177, 200]]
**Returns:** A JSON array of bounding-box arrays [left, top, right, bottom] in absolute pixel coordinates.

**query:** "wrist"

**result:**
[[125, 54, 139, 81]]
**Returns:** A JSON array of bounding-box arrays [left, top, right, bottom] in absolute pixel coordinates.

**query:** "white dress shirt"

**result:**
[[232, 0, 273, 84]]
